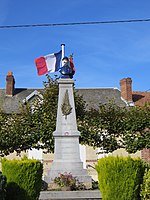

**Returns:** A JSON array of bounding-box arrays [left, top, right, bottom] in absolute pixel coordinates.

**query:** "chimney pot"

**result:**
[[8, 71, 13, 75]]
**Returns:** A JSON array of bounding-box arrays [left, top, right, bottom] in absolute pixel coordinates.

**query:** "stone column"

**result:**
[[45, 78, 92, 188]]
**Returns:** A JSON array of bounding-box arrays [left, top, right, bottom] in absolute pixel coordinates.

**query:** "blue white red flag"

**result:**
[[35, 50, 62, 76]]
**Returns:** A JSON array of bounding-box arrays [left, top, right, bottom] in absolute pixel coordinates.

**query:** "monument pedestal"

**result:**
[[44, 79, 92, 189]]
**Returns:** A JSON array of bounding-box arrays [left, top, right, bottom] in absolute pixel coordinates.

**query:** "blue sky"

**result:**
[[0, 0, 150, 91]]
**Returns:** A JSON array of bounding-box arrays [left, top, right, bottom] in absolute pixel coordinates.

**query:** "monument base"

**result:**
[[44, 135, 92, 189], [44, 136, 92, 189], [39, 190, 102, 200], [45, 162, 92, 189]]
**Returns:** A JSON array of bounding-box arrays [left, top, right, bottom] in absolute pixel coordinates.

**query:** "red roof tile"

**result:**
[[132, 92, 150, 106]]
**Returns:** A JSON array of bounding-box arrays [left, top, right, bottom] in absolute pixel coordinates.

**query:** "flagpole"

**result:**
[[61, 44, 65, 59]]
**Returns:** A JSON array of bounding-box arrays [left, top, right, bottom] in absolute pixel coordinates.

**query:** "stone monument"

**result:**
[[45, 45, 92, 189]]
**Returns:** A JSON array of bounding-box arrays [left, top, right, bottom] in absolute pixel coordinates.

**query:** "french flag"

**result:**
[[69, 56, 75, 75], [35, 50, 62, 76]]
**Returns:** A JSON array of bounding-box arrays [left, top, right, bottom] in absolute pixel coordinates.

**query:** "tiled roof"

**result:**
[[76, 88, 125, 109], [0, 88, 43, 114], [132, 91, 150, 106], [0, 87, 125, 114]]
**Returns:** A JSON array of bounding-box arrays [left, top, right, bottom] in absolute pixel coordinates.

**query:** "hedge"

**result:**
[[0, 171, 7, 200], [140, 168, 150, 200], [1, 157, 43, 200], [95, 156, 147, 200]]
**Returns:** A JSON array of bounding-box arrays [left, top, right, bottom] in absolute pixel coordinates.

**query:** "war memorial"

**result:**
[[40, 45, 102, 199]]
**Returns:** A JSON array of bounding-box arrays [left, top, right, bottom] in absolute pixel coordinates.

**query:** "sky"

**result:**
[[0, 0, 150, 92]]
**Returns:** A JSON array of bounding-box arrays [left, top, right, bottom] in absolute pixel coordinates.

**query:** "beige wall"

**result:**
[[0, 147, 142, 181]]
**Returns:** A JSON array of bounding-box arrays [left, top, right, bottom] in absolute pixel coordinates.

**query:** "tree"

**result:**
[[28, 75, 87, 154], [79, 101, 126, 152], [0, 75, 87, 156], [0, 75, 149, 156], [79, 102, 150, 153], [0, 106, 41, 156], [121, 104, 150, 153]]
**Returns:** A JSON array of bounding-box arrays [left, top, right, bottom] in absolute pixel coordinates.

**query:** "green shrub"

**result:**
[[0, 171, 7, 200], [140, 169, 150, 200], [1, 158, 43, 200], [95, 156, 146, 200]]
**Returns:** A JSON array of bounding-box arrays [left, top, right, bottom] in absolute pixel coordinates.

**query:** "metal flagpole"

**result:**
[[61, 44, 65, 59]]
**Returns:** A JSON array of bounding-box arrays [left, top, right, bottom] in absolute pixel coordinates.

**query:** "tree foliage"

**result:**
[[121, 104, 150, 153], [0, 106, 40, 156], [0, 75, 86, 156], [0, 75, 149, 156], [79, 101, 150, 153], [78, 102, 125, 152]]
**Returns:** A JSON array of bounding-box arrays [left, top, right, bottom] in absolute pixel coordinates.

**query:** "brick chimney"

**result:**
[[6, 72, 15, 96], [120, 78, 132, 102]]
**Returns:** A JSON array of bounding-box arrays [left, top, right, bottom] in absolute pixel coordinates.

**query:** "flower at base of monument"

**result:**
[[53, 172, 86, 190], [53, 172, 76, 188]]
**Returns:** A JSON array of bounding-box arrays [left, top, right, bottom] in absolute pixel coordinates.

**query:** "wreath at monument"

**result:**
[[61, 89, 72, 119]]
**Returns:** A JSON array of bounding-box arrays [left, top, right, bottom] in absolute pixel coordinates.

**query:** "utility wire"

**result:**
[[1, 18, 150, 29], [145, 89, 150, 92]]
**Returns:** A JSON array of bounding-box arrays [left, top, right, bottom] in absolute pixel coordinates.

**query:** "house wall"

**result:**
[[141, 149, 150, 163], [0, 146, 143, 181]]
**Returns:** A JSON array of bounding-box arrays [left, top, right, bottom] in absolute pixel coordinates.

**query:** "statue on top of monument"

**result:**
[[60, 54, 75, 79]]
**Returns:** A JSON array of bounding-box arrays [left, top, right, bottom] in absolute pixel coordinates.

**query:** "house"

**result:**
[[0, 72, 149, 179]]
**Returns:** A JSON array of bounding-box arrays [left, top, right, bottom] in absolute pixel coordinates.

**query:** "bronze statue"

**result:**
[[60, 56, 75, 79]]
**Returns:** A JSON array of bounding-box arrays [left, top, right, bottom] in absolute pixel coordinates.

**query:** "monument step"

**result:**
[[39, 190, 102, 200]]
